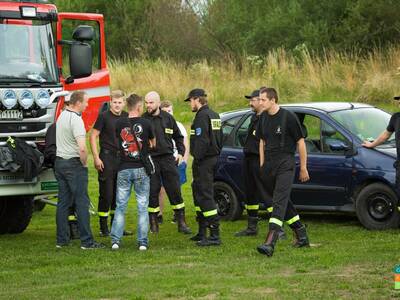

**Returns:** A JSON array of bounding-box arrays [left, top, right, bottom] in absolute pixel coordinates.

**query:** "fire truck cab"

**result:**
[[0, 0, 110, 234]]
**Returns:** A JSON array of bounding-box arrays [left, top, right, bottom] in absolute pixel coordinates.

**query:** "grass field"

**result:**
[[1, 155, 400, 299], [2, 49, 400, 299]]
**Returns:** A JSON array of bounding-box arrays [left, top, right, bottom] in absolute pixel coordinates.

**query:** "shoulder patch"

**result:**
[[195, 127, 202, 136], [211, 119, 221, 130], [165, 128, 173, 134]]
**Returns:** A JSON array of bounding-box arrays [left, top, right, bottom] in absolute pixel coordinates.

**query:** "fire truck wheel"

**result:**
[[0, 196, 34, 234]]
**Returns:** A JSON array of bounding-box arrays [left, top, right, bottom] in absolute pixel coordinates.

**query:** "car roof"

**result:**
[[220, 102, 374, 120]]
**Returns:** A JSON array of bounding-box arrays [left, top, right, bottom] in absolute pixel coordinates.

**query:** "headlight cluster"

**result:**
[[0, 89, 51, 109]]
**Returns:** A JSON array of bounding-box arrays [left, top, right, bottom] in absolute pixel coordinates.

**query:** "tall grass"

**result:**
[[108, 47, 400, 122]]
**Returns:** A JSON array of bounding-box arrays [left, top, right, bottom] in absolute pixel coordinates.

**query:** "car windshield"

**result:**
[[330, 107, 395, 144], [0, 20, 58, 84]]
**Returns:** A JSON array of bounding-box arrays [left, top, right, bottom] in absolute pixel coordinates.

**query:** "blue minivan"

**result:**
[[214, 102, 399, 230]]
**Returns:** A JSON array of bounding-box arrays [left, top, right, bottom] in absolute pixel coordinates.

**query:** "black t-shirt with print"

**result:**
[[386, 112, 400, 160], [115, 117, 155, 171], [255, 108, 304, 157], [93, 110, 128, 152]]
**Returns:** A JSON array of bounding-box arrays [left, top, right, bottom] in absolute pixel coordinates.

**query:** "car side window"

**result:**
[[221, 115, 242, 145], [234, 115, 252, 147], [321, 121, 349, 154], [302, 114, 322, 153]]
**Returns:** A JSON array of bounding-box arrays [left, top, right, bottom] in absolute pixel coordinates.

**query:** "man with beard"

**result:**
[[143, 91, 191, 235], [185, 88, 222, 246]]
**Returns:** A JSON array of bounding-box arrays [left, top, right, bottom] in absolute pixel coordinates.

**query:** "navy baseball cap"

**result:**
[[184, 88, 207, 102], [245, 89, 260, 99]]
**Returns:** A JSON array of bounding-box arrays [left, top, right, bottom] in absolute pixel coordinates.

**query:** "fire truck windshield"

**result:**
[[0, 21, 58, 84]]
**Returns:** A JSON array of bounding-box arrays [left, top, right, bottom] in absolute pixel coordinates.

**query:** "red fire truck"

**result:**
[[0, 1, 111, 234]]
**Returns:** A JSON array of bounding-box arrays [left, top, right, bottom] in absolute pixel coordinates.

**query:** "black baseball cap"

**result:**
[[184, 88, 207, 102], [394, 96, 400, 100], [245, 89, 260, 99]]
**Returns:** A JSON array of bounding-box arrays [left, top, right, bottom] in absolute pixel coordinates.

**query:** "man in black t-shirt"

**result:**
[[90, 90, 129, 236], [110, 94, 155, 251], [363, 110, 400, 201], [255, 87, 310, 257]]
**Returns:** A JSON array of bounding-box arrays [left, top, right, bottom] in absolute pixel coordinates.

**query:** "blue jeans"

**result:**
[[111, 167, 150, 246], [54, 157, 93, 246]]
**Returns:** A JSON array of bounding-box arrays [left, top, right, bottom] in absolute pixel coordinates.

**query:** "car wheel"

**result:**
[[214, 181, 243, 221], [33, 200, 46, 212], [0, 196, 34, 234], [356, 183, 400, 230]]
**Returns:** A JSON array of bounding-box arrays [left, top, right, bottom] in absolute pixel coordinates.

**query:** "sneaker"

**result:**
[[111, 243, 120, 251], [56, 243, 68, 249], [80, 241, 105, 250], [138, 245, 147, 251]]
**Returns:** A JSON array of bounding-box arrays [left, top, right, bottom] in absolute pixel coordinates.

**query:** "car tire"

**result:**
[[214, 181, 243, 221], [0, 196, 34, 234], [33, 200, 46, 212], [356, 183, 400, 230]]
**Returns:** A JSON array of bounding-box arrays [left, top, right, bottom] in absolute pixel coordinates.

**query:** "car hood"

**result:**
[[375, 146, 397, 158]]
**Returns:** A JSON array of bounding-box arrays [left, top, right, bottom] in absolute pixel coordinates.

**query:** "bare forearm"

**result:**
[[259, 140, 265, 166], [298, 140, 307, 170], [89, 133, 99, 159]]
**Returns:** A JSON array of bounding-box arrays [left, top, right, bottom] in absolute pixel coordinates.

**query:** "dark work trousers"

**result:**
[[244, 155, 273, 217], [98, 150, 120, 216], [148, 154, 184, 212], [192, 156, 218, 218], [261, 154, 301, 231], [54, 157, 94, 246]]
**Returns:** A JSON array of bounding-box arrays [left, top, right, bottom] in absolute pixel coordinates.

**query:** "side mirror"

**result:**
[[69, 42, 92, 79], [72, 25, 94, 42], [327, 140, 350, 151]]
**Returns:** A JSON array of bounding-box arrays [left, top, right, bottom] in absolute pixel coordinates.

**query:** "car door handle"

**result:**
[[227, 156, 237, 161]]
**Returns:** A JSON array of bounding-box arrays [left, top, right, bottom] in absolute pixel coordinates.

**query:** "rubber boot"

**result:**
[[149, 213, 159, 233], [235, 216, 258, 237], [197, 217, 221, 246], [278, 227, 287, 240], [292, 225, 310, 248], [69, 220, 80, 240], [190, 214, 207, 241], [175, 209, 192, 234], [99, 216, 110, 237], [257, 230, 280, 257]]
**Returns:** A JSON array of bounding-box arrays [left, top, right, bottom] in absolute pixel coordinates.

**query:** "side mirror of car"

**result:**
[[327, 140, 350, 151]]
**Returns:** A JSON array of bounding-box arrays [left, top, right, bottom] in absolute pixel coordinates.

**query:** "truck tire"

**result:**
[[0, 196, 34, 234], [0, 200, 8, 234], [214, 181, 243, 221], [33, 200, 46, 212], [356, 183, 400, 230]]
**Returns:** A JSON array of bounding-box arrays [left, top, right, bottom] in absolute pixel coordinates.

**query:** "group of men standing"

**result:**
[[53, 86, 312, 256]]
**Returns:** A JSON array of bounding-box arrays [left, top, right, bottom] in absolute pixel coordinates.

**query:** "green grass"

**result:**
[[1, 156, 400, 299]]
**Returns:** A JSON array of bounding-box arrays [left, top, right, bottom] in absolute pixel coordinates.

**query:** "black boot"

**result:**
[[99, 216, 110, 237], [110, 213, 133, 236], [235, 216, 258, 237], [257, 230, 280, 256], [175, 209, 192, 234], [197, 217, 221, 246], [69, 221, 80, 240], [278, 227, 287, 240], [292, 225, 310, 248], [149, 213, 159, 233], [190, 214, 207, 241]]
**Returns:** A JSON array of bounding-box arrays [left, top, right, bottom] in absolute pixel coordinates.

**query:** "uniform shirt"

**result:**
[[386, 112, 400, 160], [143, 110, 184, 157], [56, 110, 86, 159], [190, 105, 222, 160], [115, 117, 155, 171], [93, 110, 128, 152], [255, 108, 304, 157], [243, 113, 261, 156]]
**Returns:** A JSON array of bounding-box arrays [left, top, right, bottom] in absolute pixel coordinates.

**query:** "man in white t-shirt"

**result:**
[[54, 91, 104, 250], [158, 100, 189, 223]]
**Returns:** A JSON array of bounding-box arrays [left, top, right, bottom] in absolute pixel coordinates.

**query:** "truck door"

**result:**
[[56, 13, 110, 130]]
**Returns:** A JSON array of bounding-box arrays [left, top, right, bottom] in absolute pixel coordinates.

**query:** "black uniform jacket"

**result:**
[[143, 110, 185, 157], [190, 105, 222, 160]]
